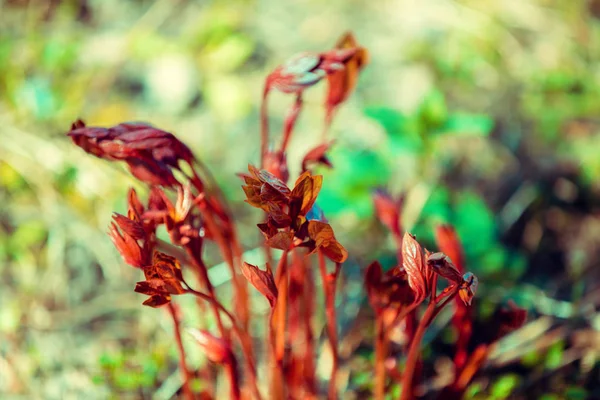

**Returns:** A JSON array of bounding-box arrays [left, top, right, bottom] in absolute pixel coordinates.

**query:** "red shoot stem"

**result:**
[[167, 303, 195, 400], [280, 94, 303, 153], [317, 250, 340, 400], [400, 285, 460, 400], [260, 85, 270, 168]]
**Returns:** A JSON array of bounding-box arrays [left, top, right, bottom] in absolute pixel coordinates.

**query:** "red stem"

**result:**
[[270, 250, 289, 400], [225, 360, 242, 400], [168, 303, 195, 400], [400, 286, 459, 400], [184, 246, 226, 334], [302, 254, 317, 395], [184, 287, 262, 400], [374, 313, 388, 400], [280, 94, 303, 153], [317, 251, 340, 400], [260, 85, 270, 168]]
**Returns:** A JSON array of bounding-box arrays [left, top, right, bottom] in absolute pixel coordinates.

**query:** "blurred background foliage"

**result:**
[[2, 0, 600, 398]]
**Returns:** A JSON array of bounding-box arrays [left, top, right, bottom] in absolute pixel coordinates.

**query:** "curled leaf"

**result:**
[[326, 32, 369, 112], [188, 329, 233, 364], [372, 189, 402, 237], [427, 252, 463, 283], [241, 262, 278, 307], [265, 230, 294, 251], [402, 232, 427, 301], [112, 213, 146, 241], [302, 142, 334, 171], [435, 224, 466, 273], [458, 272, 478, 306], [308, 220, 348, 263], [290, 172, 323, 218], [134, 279, 172, 307], [108, 222, 145, 268]]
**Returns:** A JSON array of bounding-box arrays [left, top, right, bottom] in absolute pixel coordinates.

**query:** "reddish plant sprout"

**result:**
[[134, 251, 186, 307], [260, 32, 367, 168], [241, 165, 347, 263], [324, 32, 369, 135], [265, 49, 358, 95], [435, 224, 473, 374], [68, 121, 195, 187], [365, 260, 415, 313], [67, 33, 530, 400]]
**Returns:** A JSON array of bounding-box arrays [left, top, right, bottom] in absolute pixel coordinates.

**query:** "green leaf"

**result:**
[[440, 113, 494, 136], [490, 374, 520, 399], [418, 89, 448, 130], [319, 147, 390, 218], [544, 340, 565, 370], [564, 387, 588, 400], [453, 192, 496, 258], [364, 106, 407, 135]]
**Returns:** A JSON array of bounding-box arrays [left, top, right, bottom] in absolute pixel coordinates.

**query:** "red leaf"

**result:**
[[188, 329, 233, 364], [426, 252, 463, 283], [127, 188, 145, 219], [142, 294, 170, 308], [435, 225, 466, 273], [112, 213, 146, 241], [265, 231, 294, 251], [258, 169, 291, 197], [290, 172, 323, 218], [458, 272, 478, 306], [372, 189, 402, 237], [326, 32, 369, 111], [260, 183, 289, 205], [401, 232, 427, 301], [257, 222, 278, 238], [302, 142, 334, 171], [308, 221, 348, 263], [241, 262, 278, 307], [108, 222, 145, 268], [266, 203, 292, 229]]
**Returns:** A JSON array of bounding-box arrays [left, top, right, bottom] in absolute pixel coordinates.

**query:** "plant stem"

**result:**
[[374, 313, 388, 400], [318, 251, 340, 400], [184, 287, 262, 400], [168, 303, 195, 400], [280, 94, 303, 153], [260, 85, 270, 168], [184, 246, 226, 334], [400, 286, 459, 400], [225, 360, 242, 400], [270, 250, 289, 400]]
